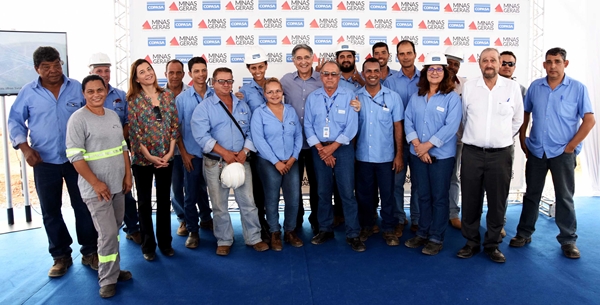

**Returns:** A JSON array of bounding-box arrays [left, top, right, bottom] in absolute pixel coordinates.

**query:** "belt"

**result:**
[[321, 141, 335, 146], [203, 154, 221, 161], [464, 144, 511, 153]]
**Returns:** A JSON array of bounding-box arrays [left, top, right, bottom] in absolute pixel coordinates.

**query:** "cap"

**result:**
[[423, 51, 448, 66], [244, 47, 268, 65], [444, 46, 464, 63], [88, 53, 111, 67]]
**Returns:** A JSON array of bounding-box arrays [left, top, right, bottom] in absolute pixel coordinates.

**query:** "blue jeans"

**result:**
[[171, 155, 185, 223], [257, 156, 300, 233], [312, 144, 360, 238], [122, 192, 140, 234], [356, 161, 398, 232], [449, 142, 463, 219], [516, 152, 578, 245], [394, 144, 419, 224], [183, 157, 212, 233], [33, 162, 97, 258], [410, 155, 454, 244]]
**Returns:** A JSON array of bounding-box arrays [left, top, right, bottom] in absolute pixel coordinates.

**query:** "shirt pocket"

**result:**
[[559, 100, 578, 119], [65, 99, 81, 113], [333, 106, 347, 125], [497, 102, 513, 116], [377, 107, 393, 126]]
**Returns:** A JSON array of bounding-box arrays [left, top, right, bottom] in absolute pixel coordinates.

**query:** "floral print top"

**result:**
[[128, 89, 179, 166]]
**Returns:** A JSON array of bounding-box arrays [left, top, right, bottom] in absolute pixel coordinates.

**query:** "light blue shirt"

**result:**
[[103, 85, 128, 126], [176, 86, 215, 157], [304, 86, 358, 146], [355, 85, 404, 163], [8, 75, 85, 164], [240, 79, 267, 113], [251, 103, 302, 165], [405, 91, 462, 159], [380, 67, 398, 84], [524, 75, 594, 158], [383, 68, 420, 109], [191, 93, 255, 159], [341, 74, 364, 90]]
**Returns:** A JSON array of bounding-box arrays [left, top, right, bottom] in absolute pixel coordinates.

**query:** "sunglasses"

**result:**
[[502, 61, 515, 67], [321, 71, 340, 77], [153, 106, 162, 122]]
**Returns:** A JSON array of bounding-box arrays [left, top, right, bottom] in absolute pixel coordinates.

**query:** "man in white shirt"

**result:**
[[456, 48, 523, 263]]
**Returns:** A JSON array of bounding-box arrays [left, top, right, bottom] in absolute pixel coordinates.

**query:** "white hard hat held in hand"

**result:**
[[220, 162, 246, 189]]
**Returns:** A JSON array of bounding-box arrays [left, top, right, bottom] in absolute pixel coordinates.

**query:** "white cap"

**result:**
[[244, 47, 268, 65], [444, 46, 464, 63], [220, 162, 246, 189], [88, 53, 112, 67], [423, 52, 448, 66], [335, 43, 356, 56]]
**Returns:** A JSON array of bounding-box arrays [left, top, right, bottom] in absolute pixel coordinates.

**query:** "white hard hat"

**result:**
[[335, 43, 356, 56], [423, 51, 448, 66], [244, 47, 268, 65], [89, 53, 112, 67], [444, 46, 464, 63], [220, 162, 246, 189]]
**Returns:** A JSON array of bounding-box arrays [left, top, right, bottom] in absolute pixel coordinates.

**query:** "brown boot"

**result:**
[[271, 232, 283, 251], [284, 231, 303, 247], [48, 256, 73, 278], [82, 253, 99, 271], [177, 221, 188, 236]]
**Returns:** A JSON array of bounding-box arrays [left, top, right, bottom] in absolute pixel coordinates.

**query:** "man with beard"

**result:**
[[457, 48, 523, 263], [372, 42, 397, 83], [335, 43, 365, 89]]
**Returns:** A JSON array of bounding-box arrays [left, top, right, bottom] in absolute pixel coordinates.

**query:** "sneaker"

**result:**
[[509, 235, 531, 248], [177, 222, 188, 236], [404, 236, 428, 249], [346, 237, 366, 252], [200, 219, 214, 231], [125, 231, 142, 244], [359, 227, 374, 242], [48, 256, 73, 278], [561, 244, 581, 259], [185, 232, 200, 249], [82, 253, 99, 271], [284, 231, 303, 247], [271, 232, 283, 251], [422, 242, 443, 255], [311, 231, 335, 245], [382, 231, 400, 246], [99, 284, 117, 298]]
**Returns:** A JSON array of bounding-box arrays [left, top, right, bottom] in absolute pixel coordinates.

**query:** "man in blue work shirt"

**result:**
[[304, 61, 365, 252], [88, 52, 141, 245], [335, 43, 365, 90], [383, 40, 421, 234], [510, 47, 595, 259], [175, 56, 214, 249], [372, 42, 397, 83], [191, 67, 268, 256], [355, 58, 404, 246], [8, 46, 98, 277]]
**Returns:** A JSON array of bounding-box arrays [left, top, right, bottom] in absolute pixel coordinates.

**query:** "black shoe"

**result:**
[[484, 247, 506, 263], [404, 236, 428, 249], [160, 248, 175, 257], [509, 235, 532, 247], [143, 252, 156, 261], [311, 231, 334, 245], [561, 244, 581, 259], [456, 244, 480, 259], [310, 224, 320, 236], [422, 242, 443, 256], [346, 237, 366, 252], [359, 227, 374, 242], [117, 270, 133, 281]]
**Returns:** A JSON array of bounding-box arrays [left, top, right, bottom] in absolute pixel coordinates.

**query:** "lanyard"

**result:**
[[323, 95, 337, 123], [371, 92, 387, 108]]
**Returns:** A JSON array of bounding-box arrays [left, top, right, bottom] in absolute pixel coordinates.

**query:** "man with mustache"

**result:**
[[335, 43, 365, 89]]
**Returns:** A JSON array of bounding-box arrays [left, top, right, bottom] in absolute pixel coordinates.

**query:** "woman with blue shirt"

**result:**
[[403, 52, 462, 255], [251, 78, 304, 251]]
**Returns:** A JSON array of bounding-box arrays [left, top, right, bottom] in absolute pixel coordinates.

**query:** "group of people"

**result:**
[[7, 42, 593, 298]]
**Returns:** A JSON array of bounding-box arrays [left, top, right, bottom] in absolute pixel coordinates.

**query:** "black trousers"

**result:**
[[460, 144, 513, 249], [250, 156, 269, 230]]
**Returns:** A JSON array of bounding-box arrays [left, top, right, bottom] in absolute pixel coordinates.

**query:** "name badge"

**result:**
[[337, 109, 346, 114], [323, 126, 330, 138], [436, 106, 445, 112], [383, 107, 390, 112]]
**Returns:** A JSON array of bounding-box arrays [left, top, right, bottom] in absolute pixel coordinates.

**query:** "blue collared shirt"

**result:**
[[383, 68, 420, 109], [355, 85, 404, 163], [524, 75, 594, 158], [191, 93, 255, 158], [251, 103, 303, 165], [103, 85, 128, 126], [405, 91, 462, 159], [240, 79, 267, 113], [176, 86, 215, 157], [341, 74, 364, 90], [380, 67, 398, 84], [8, 75, 85, 164], [304, 86, 358, 146]]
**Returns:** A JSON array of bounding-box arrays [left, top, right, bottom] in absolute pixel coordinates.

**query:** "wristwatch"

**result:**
[[244, 149, 250, 156]]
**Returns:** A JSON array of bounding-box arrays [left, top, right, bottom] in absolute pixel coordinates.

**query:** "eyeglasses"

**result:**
[[153, 106, 162, 122], [321, 71, 340, 77], [214, 79, 234, 85], [38, 60, 64, 72], [427, 67, 444, 74], [501, 61, 515, 67], [265, 89, 283, 95]]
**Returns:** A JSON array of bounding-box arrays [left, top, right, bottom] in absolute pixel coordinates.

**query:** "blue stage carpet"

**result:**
[[1, 197, 599, 305]]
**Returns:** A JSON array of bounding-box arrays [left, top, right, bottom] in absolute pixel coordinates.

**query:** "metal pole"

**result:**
[[21, 152, 31, 222], [1, 96, 14, 225]]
